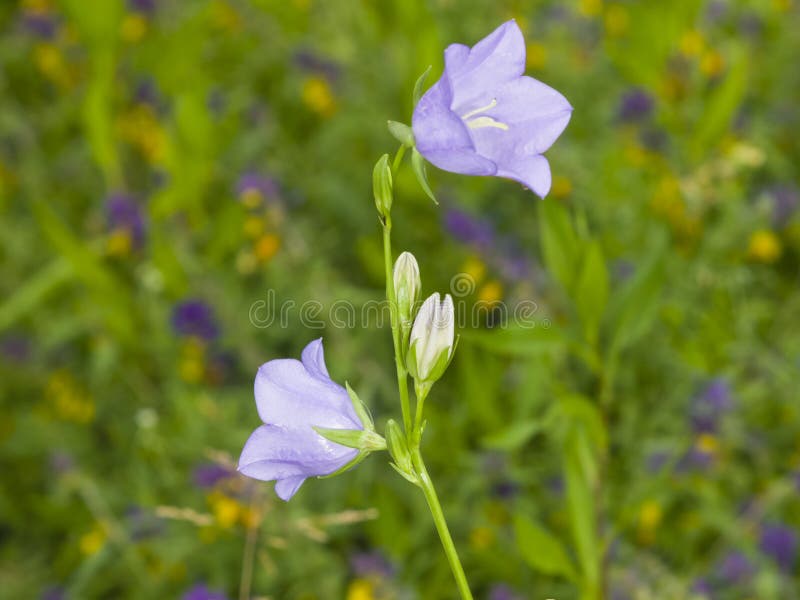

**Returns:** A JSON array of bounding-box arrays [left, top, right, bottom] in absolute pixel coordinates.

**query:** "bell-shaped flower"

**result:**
[[412, 19, 572, 198], [238, 338, 367, 500], [393, 251, 421, 337], [407, 293, 455, 383]]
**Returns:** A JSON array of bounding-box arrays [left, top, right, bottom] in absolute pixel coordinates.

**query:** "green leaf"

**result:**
[[604, 237, 667, 355], [482, 419, 543, 450], [461, 323, 563, 357], [574, 241, 609, 346], [387, 120, 415, 147], [412, 65, 432, 106], [411, 148, 438, 205], [514, 514, 578, 581], [539, 200, 579, 292], [564, 432, 600, 592]]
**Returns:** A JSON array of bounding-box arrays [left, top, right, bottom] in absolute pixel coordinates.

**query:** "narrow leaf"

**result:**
[[411, 148, 438, 205]]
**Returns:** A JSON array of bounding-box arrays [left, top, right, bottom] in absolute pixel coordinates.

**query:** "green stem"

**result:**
[[411, 449, 474, 600], [382, 220, 412, 434]]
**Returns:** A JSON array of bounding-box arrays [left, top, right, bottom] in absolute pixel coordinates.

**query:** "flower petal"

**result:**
[[481, 76, 573, 154], [254, 359, 359, 429], [238, 424, 357, 481], [274, 476, 306, 501], [301, 338, 329, 380], [495, 154, 552, 198], [445, 20, 526, 111]]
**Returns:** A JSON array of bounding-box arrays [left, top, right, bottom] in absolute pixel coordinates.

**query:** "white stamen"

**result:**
[[460, 99, 498, 120], [465, 116, 509, 131]]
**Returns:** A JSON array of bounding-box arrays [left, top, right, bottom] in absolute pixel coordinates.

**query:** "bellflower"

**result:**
[[238, 338, 366, 500], [412, 20, 572, 198]]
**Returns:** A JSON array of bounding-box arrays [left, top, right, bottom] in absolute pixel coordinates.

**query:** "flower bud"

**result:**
[[372, 154, 393, 220], [393, 251, 420, 337], [406, 293, 455, 383]]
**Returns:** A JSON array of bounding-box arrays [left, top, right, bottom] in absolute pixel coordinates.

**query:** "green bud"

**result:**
[[373, 154, 393, 219], [393, 251, 420, 345], [385, 419, 417, 484]]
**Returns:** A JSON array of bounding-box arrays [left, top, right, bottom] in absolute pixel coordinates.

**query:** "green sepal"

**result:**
[[385, 419, 415, 481], [346, 382, 374, 430], [314, 427, 386, 451], [412, 65, 432, 106], [317, 450, 369, 479], [390, 461, 420, 486], [387, 120, 415, 147], [405, 339, 419, 379], [411, 148, 438, 205]]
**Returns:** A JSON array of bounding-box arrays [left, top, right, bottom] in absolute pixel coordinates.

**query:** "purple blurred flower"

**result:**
[[293, 49, 341, 81], [193, 462, 232, 489], [760, 524, 798, 572], [1, 334, 31, 363], [488, 583, 523, 600], [107, 193, 146, 249], [21, 13, 57, 39], [40, 586, 65, 600], [618, 88, 654, 122], [716, 551, 753, 583], [238, 339, 363, 500], [690, 577, 713, 596], [181, 584, 228, 600], [690, 378, 732, 434], [350, 550, 395, 579], [412, 20, 572, 198], [171, 300, 219, 340], [236, 172, 280, 203], [769, 185, 798, 228], [444, 208, 495, 248], [128, 0, 156, 14]]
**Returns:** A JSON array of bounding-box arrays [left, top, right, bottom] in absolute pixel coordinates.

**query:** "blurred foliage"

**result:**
[[1, 0, 799, 599]]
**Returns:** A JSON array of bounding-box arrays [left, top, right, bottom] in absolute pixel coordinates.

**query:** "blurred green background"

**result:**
[[1, 0, 799, 598]]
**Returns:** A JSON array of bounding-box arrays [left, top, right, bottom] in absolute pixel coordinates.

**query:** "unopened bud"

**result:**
[[373, 154, 393, 220], [393, 251, 421, 339], [406, 293, 455, 383]]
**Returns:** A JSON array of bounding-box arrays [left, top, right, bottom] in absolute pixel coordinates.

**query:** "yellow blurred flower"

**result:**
[[79, 524, 107, 556], [22, 0, 52, 12], [117, 105, 167, 164], [469, 526, 495, 550], [477, 280, 503, 306], [551, 175, 573, 199], [121, 14, 147, 43], [747, 229, 782, 263], [208, 492, 242, 528], [241, 188, 263, 209], [700, 50, 725, 78], [302, 76, 337, 117], [526, 42, 547, 70], [180, 359, 204, 383], [637, 500, 662, 544], [604, 4, 629, 37], [679, 30, 705, 57], [696, 433, 719, 456], [236, 249, 258, 275], [346, 579, 375, 600], [254, 233, 281, 262], [460, 256, 486, 286], [34, 43, 69, 86], [107, 228, 133, 257], [211, 0, 241, 31], [47, 370, 95, 424], [243, 216, 265, 239], [773, 0, 792, 12], [578, 0, 603, 17]]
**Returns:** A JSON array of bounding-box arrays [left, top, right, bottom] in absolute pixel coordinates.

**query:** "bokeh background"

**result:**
[[1, 0, 799, 598]]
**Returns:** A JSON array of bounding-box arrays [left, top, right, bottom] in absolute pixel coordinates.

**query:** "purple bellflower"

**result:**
[[412, 20, 572, 198], [760, 523, 798, 572], [238, 339, 365, 500]]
